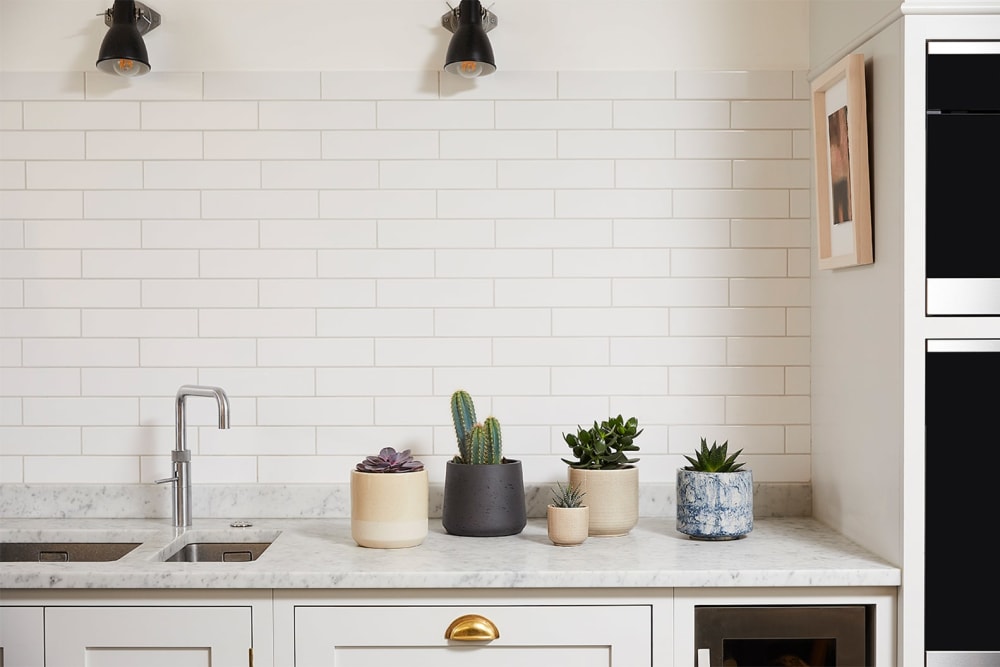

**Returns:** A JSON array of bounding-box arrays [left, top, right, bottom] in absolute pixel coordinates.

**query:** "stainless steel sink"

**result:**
[[0, 542, 141, 562], [162, 542, 272, 563]]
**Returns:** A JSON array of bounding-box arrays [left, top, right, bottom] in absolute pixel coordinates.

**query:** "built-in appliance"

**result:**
[[925, 339, 1000, 666], [925, 41, 1000, 316], [693, 605, 871, 666]]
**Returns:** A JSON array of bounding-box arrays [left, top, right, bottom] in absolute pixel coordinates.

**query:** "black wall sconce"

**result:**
[[441, 0, 498, 78], [96, 0, 161, 77]]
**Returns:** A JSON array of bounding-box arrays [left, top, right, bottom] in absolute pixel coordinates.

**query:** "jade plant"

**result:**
[[450, 389, 503, 464], [550, 482, 586, 508], [356, 447, 425, 473], [562, 415, 641, 470], [683, 438, 746, 473]]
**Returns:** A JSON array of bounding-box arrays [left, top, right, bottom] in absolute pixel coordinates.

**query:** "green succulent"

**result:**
[[550, 482, 586, 508], [562, 415, 641, 470], [683, 437, 746, 473]]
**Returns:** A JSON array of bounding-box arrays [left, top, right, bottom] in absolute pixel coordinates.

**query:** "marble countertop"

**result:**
[[0, 517, 900, 590]]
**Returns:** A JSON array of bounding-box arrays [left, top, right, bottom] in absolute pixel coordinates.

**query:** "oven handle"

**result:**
[[697, 648, 711, 666]]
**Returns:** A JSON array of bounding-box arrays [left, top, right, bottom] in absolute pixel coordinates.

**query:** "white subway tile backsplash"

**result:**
[[258, 455, 352, 484], [0, 102, 23, 129], [378, 101, 494, 130], [495, 278, 611, 307], [676, 71, 793, 100], [257, 398, 373, 426], [496, 219, 611, 248], [204, 131, 321, 160], [141, 279, 258, 308], [558, 130, 674, 158], [615, 160, 731, 189], [0, 309, 80, 337], [260, 279, 375, 308], [676, 129, 791, 159], [614, 219, 731, 248], [323, 130, 438, 159], [376, 278, 492, 308], [442, 72, 556, 100], [786, 307, 810, 336], [554, 249, 669, 277], [82, 309, 198, 338], [375, 338, 492, 367], [317, 368, 430, 397], [261, 220, 376, 248], [26, 161, 142, 190], [668, 425, 786, 455], [23, 220, 138, 249], [377, 220, 494, 248], [440, 130, 557, 159], [315, 308, 431, 337], [380, 160, 496, 189], [611, 278, 729, 307], [1, 73, 84, 101], [727, 337, 810, 366], [732, 101, 811, 129], [553, 307, 669, 336], [436, 249, 552, 278], [726, 396, 810, 425], [85, 190, 200, 219], [556, 189, 671, 219], [613, 101, 730, 129], [496, 101, 612, 129], [200, 250, 317, 277], [432, 367, 551, 396], [673, 189, 788, 219], [318, 249, 434, 277], [0, 369, 79, 397], [141, 219, 260, 249], [141, 101, 258, 130], [144, 161, 261, 190], [670, 308, 787, 337], [204, 72, 321, 100], [788, 248, 811, 278], [434, 308, 551, 337], [83, 250, 199, 278], [789, 189, 811, 218], [85, 131, 202, 160], [552, 367, 668, 396], [671, 248, 788, 277], [24, 102, 139, 130], [199, 308, 316, 337], [198, 367, 316, 396], [731, 218, 810, 248], [0, 398, 22, 426], [558, 71, 675, 100], [733, 159, 811, 189], [1, 456, 23, 481], [200, 426, 316, 456], [81, 368, 196, 397], [141, 454, 257, 484], [24, 279, 139, 308], [0, 280, 22, 307], [22, 398, 138, 426], [670, 366, 784, 395], [0, 250, 81, 277], [262, 161, 377, 190], [320, 190, 436, 219], [259, 101, 374, 130], [785, 366, 810, 395], [257, 338, 374, 367], [0, 427, 80, 455], [498, 160, 612, 189], [139, 396, 257, 428], [0, 221, 24, 248], [785, 424, 811, 454], [317, 426, 432, 456], [322, 72, 439, 100], [0, 192, 82, 219], [23, 339, 138, 367], [730, 277, 810, 306], [610, 337, 726, 366], [0, 161, 25, 188], [25, 455, 138, 483], [140, 338, 258, 367], [85, 73, 203, 100]]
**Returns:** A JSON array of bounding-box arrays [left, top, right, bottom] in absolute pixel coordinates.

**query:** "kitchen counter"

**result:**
[[0, 517, 900, 590]]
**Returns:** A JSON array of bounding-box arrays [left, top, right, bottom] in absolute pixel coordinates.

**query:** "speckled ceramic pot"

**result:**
[[442, 460, 526, 537], [676, 468, 753, 540]]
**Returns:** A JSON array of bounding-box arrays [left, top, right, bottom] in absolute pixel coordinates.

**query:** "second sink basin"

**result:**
[[162, 542, 272, 563], [0, 542, 141, 562]]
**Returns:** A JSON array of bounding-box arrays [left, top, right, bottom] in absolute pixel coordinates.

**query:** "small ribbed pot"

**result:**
[[568, 466, 638, 537], [675, 468, 753, 540], [546, 505, 589, 546], [350, 469, 428, 549], [442, 460, 527, 537]]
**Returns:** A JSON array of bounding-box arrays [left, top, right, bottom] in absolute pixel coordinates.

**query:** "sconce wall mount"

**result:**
[[441, 0, 498, 79], [96, 0, 161, 77]]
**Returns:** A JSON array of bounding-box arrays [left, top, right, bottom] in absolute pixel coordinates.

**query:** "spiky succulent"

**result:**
[[550, 482, 586, 508], [450, 389, 503, 464], [683, 438, 746, 473], [562, 415, 641, 470], [356, 447, 425, 473]]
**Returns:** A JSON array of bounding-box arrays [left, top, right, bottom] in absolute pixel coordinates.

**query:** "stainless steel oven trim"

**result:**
[[927, 279, 1000, 316], [926, 338, 1000, 352], [926, 652, 1000, 667]]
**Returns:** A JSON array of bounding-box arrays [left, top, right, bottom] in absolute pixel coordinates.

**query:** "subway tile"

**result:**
[[676, 71, 793, 100], [0, 102, 23, 129], [319, 190, 436, 219], [83, 250, 199, 278], [0, 369, 80, 397], [733, 159, 810, 189], [615, 159, 731, 189], [496, 101, 612, 129], [1, 73, 84, 100], [378, 101, 494, 129], [786, 308, 810, 336], [675, 130, 791, 159], [257, 397, 373, 426], [26, 161, 142, 190], [24, 279, 139, 307], [495, 278, 611, 307], [375, 338, 492, 367], [315, 309, 433, 337], [22, 398, 138, 426], [380, 160, 496, 189], [492, 340, 608, 367], [24, 455, 138, 483], [82, 309, 199, 338], [558, 71, 675, 100], [671, 248, 788, 277], [199, 250, 317, 278], [610, 337, 726, 366], [141, 101, 258, 130], [438, 190, 553, 219], [197, 368, 316, 396], [496, 219, 611, 248], [261, 161, 377, 189], [0, 280, 22, 307], [0, 398, 21, 426], [141, 219, 260, 249], [613, 219, 731, 248], [198, 308, 316, 337], [788, 248, 810, 278], [0, 337, 21, 365], [556, 189, 671, 219], [144, 161, 261, 189], [81, 368, 196, 397], [614, 101, 730, 129], [204, 72, 321, 100], [442, 72, 556, 99], [620, 395, 726, 426], [367, 397, 446, 426], [316, 368, 431, 396], [317, 426, 433, 456], [436, 249, 552, 278], [261, 220, 376, 248], [0, 161, 25, 188], [23, 102, 139, 130], [321, 72, 439, 100], [552, 367, 668, 395], [669, 366, 784, 395], [202, 191, 319, 220], [86, 131, 203, 159], [554, 249, 669, 277], [322, 130, 438, 159], [258, 455, 353, 484], [141, 454, 257, 484], [24, 220, 139, 249], [204, 131, 321, 159], [673, 189, 789, 219], [789, 189, 811, 218], [140, 338, 258, 367], [259, 279, 376, 308], [730, 277, 810, 306], [440, 130, 557, 159], [730, 219, 810, 248], [141, 279, 258, 308], [434, 308, 552, 337], [256, 338, 375, 367], [727, 337, 810, 366], [495, 396, 613, 428], [0, 427, 80, 455], [612, 278, 729, 307], [259, 101, 375, 130], [785, 366, 810, 395], [558, 130, 674, 159], [670, 307, 788, 337], [0, 191, 82, 219], [318, 249, 434, 277], [785, 424, 811, 454], [139, 396, 256, 428], [23, 338, 138, 367], [726, 396, 810, 425], [200, 426, 317, 456], [0, 250, 81, 277], [85, 73, 203, 100], [553, 307, 669, 336], [497, 160, 612, 189], [744, 454, 811, 483], [668, 425, 786, 455], [0, 309, 80, 337], [732, 100, 811, 130], [0, 221, 24, 248], [432, 368, 551, 396], [84, 190, 201, 219], [792, 129, 811, 159], [376, 278, 492, 308], [377, 220, 494, 248], [0, 131, 84, 159]]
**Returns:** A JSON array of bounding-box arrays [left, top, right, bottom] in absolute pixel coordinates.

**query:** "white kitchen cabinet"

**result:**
[[0, 607, 45, 667]]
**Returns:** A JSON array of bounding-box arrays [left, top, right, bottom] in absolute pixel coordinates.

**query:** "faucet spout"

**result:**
[[158, 384, 231, 527]]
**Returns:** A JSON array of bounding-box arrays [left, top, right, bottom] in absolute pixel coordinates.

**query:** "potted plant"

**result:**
[[676, 438, 753, 540], [441, 389, 527, 537], [350, 446, 428, 548], [547, 482, 589, 546], [562, 415, 641, 536]]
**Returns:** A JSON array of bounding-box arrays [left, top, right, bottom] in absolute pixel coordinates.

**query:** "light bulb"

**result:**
[[457, 61, 484, 78], [113, 58, 142, 76]]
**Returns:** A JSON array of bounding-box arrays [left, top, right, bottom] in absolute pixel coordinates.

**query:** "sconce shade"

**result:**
[[96, 0, 151, 76], [444, 0, 496, 78]]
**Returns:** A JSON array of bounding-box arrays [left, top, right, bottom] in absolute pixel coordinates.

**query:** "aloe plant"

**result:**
[[683, 437, 746, 473], [550, 482, 586, 508], [450, 389, 503, 464]]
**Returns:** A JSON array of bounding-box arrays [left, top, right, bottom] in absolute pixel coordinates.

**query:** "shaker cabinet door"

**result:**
[[0, 607, 45, 667]]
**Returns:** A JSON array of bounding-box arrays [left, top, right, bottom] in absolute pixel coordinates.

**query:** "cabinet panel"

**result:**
[[0, 607, 45, 667], [44, 606, 252, 667], [294, 605, 651, 667]]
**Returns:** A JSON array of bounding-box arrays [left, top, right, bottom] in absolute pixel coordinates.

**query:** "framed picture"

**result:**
[[811, 52, 873, 270]]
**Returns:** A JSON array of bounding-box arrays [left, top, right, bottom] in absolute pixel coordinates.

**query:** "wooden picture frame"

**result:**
[[811, 52, 873, 270]]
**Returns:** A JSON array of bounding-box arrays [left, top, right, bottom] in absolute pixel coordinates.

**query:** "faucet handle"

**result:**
[[155, 476, 178, 485]]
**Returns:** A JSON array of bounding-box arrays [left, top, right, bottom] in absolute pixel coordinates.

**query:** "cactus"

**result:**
[[449, 390, 503, 464]]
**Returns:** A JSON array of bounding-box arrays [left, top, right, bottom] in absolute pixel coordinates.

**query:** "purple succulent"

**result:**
[[356, 447, 425, 473]]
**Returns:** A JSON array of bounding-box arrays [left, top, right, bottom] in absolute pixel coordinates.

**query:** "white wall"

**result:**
[[0, 2, 813, 492]]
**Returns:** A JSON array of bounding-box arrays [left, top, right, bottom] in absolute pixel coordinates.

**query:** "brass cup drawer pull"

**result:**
[[444, 614, 500, 641]]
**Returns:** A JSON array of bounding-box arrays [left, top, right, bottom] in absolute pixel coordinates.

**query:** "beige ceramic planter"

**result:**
[[350, 469, 428, 549], [568, 466, 638, 536], [546, 505, 590, 546]]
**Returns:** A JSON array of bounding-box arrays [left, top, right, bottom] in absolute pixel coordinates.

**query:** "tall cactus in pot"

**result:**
[[450, 390, 503, 464]]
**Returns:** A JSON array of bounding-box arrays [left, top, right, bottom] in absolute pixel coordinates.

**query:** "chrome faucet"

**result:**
[[156, 385, 230, 527]]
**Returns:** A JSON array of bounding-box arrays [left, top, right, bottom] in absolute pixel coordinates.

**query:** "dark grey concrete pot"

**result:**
[[442, 460, 527, 537]]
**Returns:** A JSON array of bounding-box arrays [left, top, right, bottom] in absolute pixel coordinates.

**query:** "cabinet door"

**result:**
[[295, 605, 651, 666], [45, 606, 252, 667], [0, 607, 45, 667]]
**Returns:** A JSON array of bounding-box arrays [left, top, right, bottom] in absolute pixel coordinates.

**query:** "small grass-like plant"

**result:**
[[683, 438, 746, 473], [550, 482, 586, 508]]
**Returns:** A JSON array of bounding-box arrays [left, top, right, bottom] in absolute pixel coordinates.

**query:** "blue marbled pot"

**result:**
[[675, 469, 753, 540]]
